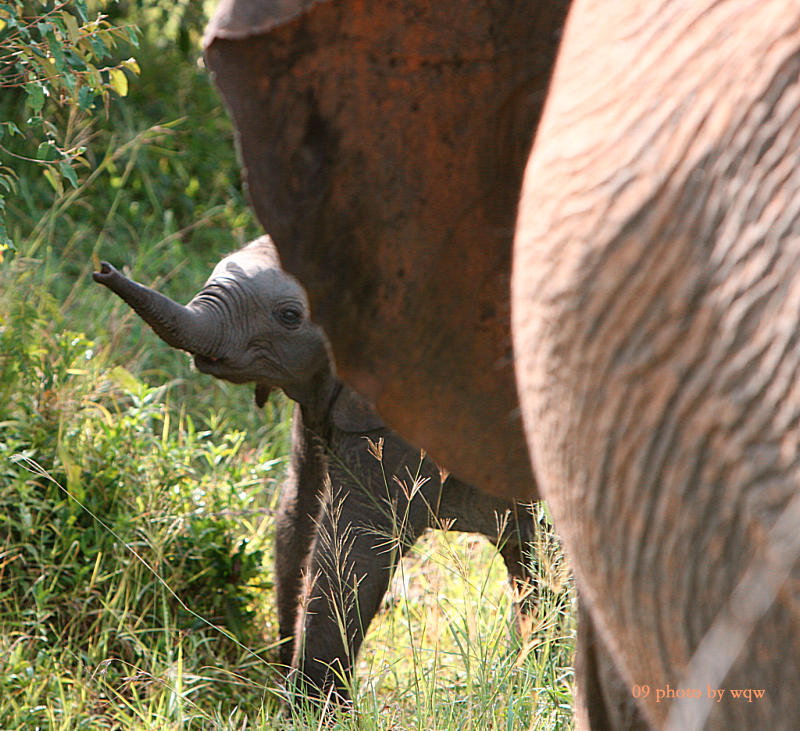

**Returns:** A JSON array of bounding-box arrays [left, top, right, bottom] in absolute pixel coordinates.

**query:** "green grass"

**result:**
[[0, 4, 576, 728]]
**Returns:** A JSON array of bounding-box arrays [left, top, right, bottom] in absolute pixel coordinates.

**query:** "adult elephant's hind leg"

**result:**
[[494, 503, 539, 621], [575, 599, 651, 731]]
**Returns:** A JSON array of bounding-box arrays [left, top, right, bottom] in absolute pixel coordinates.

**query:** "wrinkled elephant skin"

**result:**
[[514, 0, 800, 728], [203, 0, 571, 499]]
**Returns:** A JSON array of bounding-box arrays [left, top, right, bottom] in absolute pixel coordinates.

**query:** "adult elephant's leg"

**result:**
[[274, 409, 326, 668], [513, 0, 800, 727], [494, 503, 539, 619], [575, 599, 650, 731]]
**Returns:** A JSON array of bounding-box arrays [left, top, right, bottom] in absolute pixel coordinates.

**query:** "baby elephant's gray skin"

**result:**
[[276, 390, 536, 700], [94, 236, 537, 700]]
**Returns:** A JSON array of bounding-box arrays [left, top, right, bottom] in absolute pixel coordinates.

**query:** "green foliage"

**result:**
[[0, 253, 292, 727], [0, 1, 141, 250], [0, 2, 288, 726]]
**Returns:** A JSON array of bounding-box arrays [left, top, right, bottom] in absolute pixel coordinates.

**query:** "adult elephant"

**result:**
[[203, 0, 571, 500], [514, 0, 800, 729], [202, 0, 800, 728]]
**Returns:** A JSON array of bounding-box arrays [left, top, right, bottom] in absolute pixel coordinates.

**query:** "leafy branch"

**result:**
[[0, 0, 141, 253]]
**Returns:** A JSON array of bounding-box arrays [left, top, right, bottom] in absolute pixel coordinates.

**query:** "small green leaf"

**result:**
[[63, 13, 79, 43], [57, 69, 77, 95], [36, 141, 58, 162], [26, 83, 45, 113], [43, 168, 58, 192], [74, 0, 87, 22], [28, 44, 48, 60], [78, 85, 94, 110], [64, 47, 87, 72], [59, 161, 79, 189], [125, 26, 139, 47], [108, 68, 128, 97], [88, 35, 109, 60], [46, 30, 67, 72]]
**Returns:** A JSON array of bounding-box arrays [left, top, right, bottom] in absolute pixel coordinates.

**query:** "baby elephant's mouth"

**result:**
[[194, 354, 226, 375], [193, 354, 251, 384]]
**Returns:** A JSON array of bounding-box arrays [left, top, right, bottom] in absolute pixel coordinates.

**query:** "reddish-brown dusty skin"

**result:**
[[203, 0, 570, 499]]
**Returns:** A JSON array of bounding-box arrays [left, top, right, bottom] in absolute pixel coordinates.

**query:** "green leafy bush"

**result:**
[[0, 256, 292, 726], [0, 6, 288, 724]]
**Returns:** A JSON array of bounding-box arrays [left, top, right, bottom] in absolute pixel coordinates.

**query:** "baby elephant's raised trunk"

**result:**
[[93, 262, 222, 357]]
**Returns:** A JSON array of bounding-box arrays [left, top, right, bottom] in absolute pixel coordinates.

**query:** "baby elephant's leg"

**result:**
[[275, 480, 321, 668], [291, 478, 428, 701], [436, 476, 539, 622], [274, 411, 327, 668], [494, 504, 539, 622]]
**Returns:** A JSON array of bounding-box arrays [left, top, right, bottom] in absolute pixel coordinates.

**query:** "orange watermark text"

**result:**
[[631, 684, 766, 703]]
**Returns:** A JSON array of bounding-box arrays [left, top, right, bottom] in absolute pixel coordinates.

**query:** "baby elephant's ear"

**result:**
[[331, 387, 385, 433]]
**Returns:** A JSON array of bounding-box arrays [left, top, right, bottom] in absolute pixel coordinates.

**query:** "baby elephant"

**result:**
[[94, 236, 537, 701]]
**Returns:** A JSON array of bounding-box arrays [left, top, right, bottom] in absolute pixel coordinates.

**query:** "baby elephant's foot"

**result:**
[[286, 666, 353, 716]]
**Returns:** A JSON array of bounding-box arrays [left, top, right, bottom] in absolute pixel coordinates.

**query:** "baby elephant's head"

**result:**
[[94, 236, 332, 406]]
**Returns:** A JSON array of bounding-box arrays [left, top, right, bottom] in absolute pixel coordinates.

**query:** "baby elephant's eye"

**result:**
[[275, 305, 303, 329]]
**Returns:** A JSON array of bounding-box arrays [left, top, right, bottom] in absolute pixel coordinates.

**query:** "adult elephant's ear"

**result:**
[[202, 0, 568, 499], [331, 388, 385, 434]]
